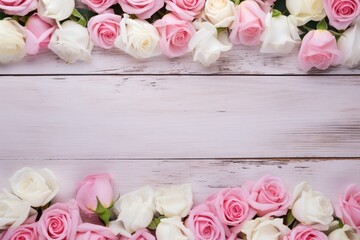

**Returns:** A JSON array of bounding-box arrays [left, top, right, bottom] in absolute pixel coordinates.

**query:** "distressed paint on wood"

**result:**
[[1, 75, 360, 159]]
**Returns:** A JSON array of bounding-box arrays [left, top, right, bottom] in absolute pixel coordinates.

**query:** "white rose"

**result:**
[[9, 167, 59, 207], [156, 216, 195, 240], [291, 182, 334, 230], [189, 21, 232, 67], [0, 19, 26, 64], [0, 189, 33, 230], [260, 13, 300, 54], [38, 0, 75, 21], [286, 0, 326, 26], [338, 24, 360, 68], [115, 14, 161, 60], [155, 184, 193, 218], [48, 20, 93, 63], [329, 225, 360, 240], [110, 186, 155, 237], [203, 0, 236, 27], [241, 217, 290, 240]]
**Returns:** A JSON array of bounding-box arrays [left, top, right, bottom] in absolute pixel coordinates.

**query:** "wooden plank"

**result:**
[[1, 46, 359, 75], [0, 159, 359, 203], [0, 75, 360, 159]]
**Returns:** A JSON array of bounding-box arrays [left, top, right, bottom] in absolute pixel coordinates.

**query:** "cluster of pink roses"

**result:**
[[1, 167, 360, 240]]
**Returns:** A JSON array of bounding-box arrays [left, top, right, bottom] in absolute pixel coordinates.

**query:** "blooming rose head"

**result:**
[[9, 167, 59, 208], [291, 182, 334, 230], [88, 13, 122, 49], [119, 229, 155, 240], [283, 225, 328, 240], [81, 0, 117, 13], [118, 0, 165, 20], [246, 175, 292, 217], [335, 184, 360, 234], [185, 203, 225, 240], [338, 23, 360, 68], [241, 217, 290, 240], [323, 0, 360, 30], [156, 216, 194, 240], [0, 0, 36, 16], [229, 0, 266, 46], [165, 0, 206, 21], [286, 0, 326, 26], [328, 225, 360, 240], [298, 30, 342, 71], [75, 223, 118, 240], [1, 223, 38, 240], [38, 0, 75, 21], [203, 0, 236, 27], [37, 199, 82, 240], [76, 173, 114, 216], [0, 19, 26, 64], [154, 13, 196, 58]]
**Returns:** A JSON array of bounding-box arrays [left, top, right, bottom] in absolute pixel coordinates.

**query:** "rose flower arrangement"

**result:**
[[0, 167, 360, 240], [0, 0, 359, 70]]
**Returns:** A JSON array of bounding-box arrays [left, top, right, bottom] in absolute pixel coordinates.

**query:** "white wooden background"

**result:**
[[0, 46, 360, 203]]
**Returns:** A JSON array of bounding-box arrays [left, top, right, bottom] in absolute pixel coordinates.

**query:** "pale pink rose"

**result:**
[[283, 225, 328, 240], [117, 0, 165, 20], [165, 0, 206, 21], [76, 223, 118, 240], [298, 30, 342, 71], [253, 0, 276, 12], [25, 14, 55, 55], [0, 0, 36, 16], [246, 175, 292, 217], [229, 0, 266, 46], [119, 229, 156, 240], [88, 13, 122, 49], [335, 184, 360, 234], [37, 199, 82, 240], [323, 0, 360, 30], [81, 0, 117, 13], [76, 173, 114, 216], [1, 223, 38, 240], [185, 203, 226, 240], [154, 13, 196, 58]]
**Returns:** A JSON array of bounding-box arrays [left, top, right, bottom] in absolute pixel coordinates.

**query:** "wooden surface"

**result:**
[[0, 46, 359, 201]]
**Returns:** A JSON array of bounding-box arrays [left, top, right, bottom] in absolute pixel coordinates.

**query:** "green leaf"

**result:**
[[217, 27, 227, 35], [232, 0, 241, 5], [317, 18, 328, 30], [96, 197, 107, 214], [0, 12, 6, 20], [285, 210, 295, 227], [70, 8, 87, 27], [338, 218, 344, 228], [272, 9, 282, 17], [147, 216, 165, 230]]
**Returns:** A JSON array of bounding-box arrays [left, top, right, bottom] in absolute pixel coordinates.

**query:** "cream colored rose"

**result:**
[[338, 24, 360, 68], [203, 0, 236, 27], [260, 13, 300, 54], [115, 14, 161, 60], [110, 186, 155, 237], [0, 189, 32, 230], [155, 184, 193, 218], [9, 167, 59, 207], [291, 182, 334, 230], [156, 216, 195, 240], [241, 217, 290, 240], [286, 0, 326, 26], [329, 225, 360, 240], [0, 19, 26, 64], [48, 20, 93, 63], [38, 0, 75, 21]]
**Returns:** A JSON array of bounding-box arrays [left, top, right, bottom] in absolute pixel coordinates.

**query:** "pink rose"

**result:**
[[323, 0, 360, 30], [81, 0, 117, 14], [298, 30, 342, 71], [154, 13, 196, 58], [206, 187, 256, 227], [76, 223, 118, 240], [185, 203, 226, 240], [88, 13, 122, 49], [229, 0, 266, 46], [76, 173, 114, 216], [119, 229, 155, 240], [335, 184, 360, 234], [165, 0, 206, 21], [25, 14, 56, 55], [2, 223, 38, 240], [37, 199, 82, 240], [246, 175, 292, 217], [283, 225, 328, 240], [253, 0, 276, 12], [0, 0, 36, 16], [117, 0, 165, 20]]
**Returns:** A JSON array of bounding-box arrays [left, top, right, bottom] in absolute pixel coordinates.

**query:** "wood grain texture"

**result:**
[[0, 159, 359, 203], [1, 75, 359, 159], [1, 46, 360, 75]]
